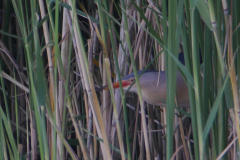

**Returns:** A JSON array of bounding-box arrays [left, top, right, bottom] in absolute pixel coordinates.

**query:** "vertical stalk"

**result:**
[[67, 0, 113, 159], [190, 8, 204, 159], [166, 0, 181, 159], [102, 0, 131, 157], [105, 59, 126, 160], [120, 0, 151, 159], [181, 4, 200, 159]]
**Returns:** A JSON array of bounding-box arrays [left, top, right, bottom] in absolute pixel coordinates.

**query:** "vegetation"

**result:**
[[0, 0, 240, 159]]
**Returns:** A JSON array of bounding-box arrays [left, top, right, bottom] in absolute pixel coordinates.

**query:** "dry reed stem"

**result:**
[[1, 71, 29, 92], [129, 7, 149, 73], [132, 100, 140, 160], [66, 0, 113, 159], [38, 0, 55, 106], [170, 145, 184, 160], [178, 116, 190, 160], [216, 137, 238, 160], [45, 114, 80, 160], [228, 16, 240, 146], [67, 102, 91, 159], [105, 58, 126, 160]]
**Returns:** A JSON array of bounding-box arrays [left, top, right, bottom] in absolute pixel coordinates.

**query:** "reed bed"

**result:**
[[0, 0, 240, 159]]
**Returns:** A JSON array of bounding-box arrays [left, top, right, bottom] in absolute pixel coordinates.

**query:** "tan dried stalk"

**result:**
[[178, 116, 190, 160], [38, 0, 55, 105], [228, 16, 240, 146], [66, 0, 113, 159], [1, 71, 29, 92], [45, 114, 80, 160]]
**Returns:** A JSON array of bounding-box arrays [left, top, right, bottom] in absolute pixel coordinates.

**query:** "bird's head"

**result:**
[[97, 71, 146, 92]]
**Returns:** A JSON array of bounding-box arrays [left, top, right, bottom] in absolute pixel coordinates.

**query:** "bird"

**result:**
[[98, 70, 190, 107]]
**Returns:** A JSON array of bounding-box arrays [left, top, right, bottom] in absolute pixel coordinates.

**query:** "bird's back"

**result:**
[[135, 71, 189, 107]]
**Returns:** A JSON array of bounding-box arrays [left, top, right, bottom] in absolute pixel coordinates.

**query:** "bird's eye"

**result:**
[[131, 78, 135, 82]]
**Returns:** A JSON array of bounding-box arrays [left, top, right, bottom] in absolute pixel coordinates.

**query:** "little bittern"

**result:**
[[99, 70, 189, 107]]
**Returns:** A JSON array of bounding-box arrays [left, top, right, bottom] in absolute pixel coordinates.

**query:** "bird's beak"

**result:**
[[96, 80, 131, 91]]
